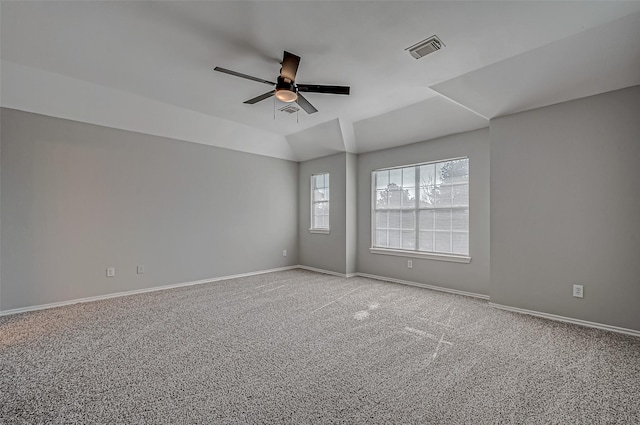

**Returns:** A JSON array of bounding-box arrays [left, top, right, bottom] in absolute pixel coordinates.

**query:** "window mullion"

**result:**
[[450, 207, 453, 253], [415, 165, 420, 252], [386, 205, 390, 249], [449, 183, 453, 252]]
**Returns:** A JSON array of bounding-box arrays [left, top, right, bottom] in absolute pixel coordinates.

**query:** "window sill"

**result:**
[[309, 228, 330, 235], [369, 247, 471, 263]]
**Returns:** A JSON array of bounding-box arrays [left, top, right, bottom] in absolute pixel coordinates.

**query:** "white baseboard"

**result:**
[[296, 265, 356, 278], [489, 302, 640, 338], [5, 266, 636, 338], [0, 266, 298, 317], [355, 272, 490, 300], [295, 267, 488, 300]]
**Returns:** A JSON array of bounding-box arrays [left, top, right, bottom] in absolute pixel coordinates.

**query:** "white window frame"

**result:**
[[370, 157, 471, 263], [309, 172, 330, 234]]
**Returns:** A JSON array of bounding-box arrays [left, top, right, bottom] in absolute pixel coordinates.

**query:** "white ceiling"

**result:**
[[353, 96, 488, 154], [2, 1, 640, 161], [432, 11, 640, 119]]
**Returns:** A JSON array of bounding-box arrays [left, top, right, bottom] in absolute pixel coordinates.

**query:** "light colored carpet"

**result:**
[[1, 269, 639, 424]]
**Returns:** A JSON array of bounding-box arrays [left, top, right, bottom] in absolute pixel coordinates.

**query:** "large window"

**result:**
[[371, 158, 469, 261], [310, 173, 330, 233]]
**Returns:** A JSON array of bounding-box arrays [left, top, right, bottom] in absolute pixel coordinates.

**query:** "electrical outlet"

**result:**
[[137, 265, 144, 274], [283, 250, 287, 257], [407, 260, 413, 269], [573, 284, 584, 298], [106, 267, 115, 277]]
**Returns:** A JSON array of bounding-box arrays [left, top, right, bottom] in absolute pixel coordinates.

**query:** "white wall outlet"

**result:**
[[137, 265, 144, 274], [407, 260, 413, 269], [573, 284, 584, 298], [283, 250, 287, 257], [106, 267, 115, 277]]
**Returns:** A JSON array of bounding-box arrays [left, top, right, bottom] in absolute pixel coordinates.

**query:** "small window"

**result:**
[[371, 158, 469, 262], [310, 173, 330, 234]]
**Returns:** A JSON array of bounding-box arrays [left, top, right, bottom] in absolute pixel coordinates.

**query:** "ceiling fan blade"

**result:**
[[297, 84, 350, 95], [296, 93, 318, 114], [243, 91, 275, 104], [214, 67, 275, 86], [280, 51, 300, 82]]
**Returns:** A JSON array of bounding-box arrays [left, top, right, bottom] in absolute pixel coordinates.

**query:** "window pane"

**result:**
[[313, 188, 328, 202], [388, 188, 402, 208], [435, 210, 451, 231], [314, 214, 329, 229], [376, 190, 389, 209], [324, 174, 330, 191], [452, 208, 468, 231], [402, 167, 415, 188], [376, 171, 389, 190], [419, 164, 435, 187], [388, 211, 401, 229], [389, 169, 402, 187], [419, 210, 435, 230], [435, 231, 451, 252], [435, 185, 452, 207], [376, 211, 388, 229], [402, 230, 416, 250], [376, 230, 388, 247], [388, 229, 401, 249], [320, 215, 329, 229], [419, 185, 435, 208], [419, 230, 434, 252], [401, 211, 415, 230], [313, 174, 324, 190], [436, 162, 447, 186], [452, 184, 468, 207], [401, 188, 415, 209], [438, 159, 469, 185], [452, 232, 469, 254], [314, 202, 328, 217], [449, 159, 469, 184]]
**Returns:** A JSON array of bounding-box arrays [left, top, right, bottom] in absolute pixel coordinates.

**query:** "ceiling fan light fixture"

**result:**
[[275, 88, 298, 103], [275, 76, 298, 102]]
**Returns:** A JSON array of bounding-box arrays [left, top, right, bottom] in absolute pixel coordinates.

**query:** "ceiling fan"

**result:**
[[214, 51, 350, 114]]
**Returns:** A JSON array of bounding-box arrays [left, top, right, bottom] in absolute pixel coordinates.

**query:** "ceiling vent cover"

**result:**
[[406, 35, 445, 59], [279, 104, 300, 114]]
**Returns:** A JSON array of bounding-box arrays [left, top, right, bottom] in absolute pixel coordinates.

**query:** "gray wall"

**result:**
[[357, 128, 491, 296], [345, 153, 357, 275], [0, 108, 298, 311], [0, 109, 2, 309], [490, 85, 640, 331], [298, 153, 348, 274], [5, 85, 639, 333]]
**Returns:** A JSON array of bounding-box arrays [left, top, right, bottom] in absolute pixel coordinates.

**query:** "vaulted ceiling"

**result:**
[[2, 1, 640, 161]]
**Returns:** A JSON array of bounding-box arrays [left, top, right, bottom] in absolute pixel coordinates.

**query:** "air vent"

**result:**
[[406, 35, 445, 59], [279, 104, 300, 114]]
